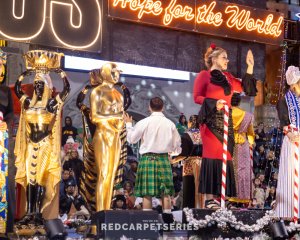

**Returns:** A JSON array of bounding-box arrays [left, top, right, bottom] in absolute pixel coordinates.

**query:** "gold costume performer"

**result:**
[[14, 51, 70, 226], [77, 63, 131, 212]]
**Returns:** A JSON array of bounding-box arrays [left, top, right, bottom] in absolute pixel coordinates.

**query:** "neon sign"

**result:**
[[109, 0, 284, 45], [0, 0, 102, 52]]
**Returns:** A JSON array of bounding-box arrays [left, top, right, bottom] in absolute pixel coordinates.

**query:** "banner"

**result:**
[[109, 0, 284, 45]]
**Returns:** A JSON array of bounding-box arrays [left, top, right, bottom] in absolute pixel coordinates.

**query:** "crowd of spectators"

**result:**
[[251, 122, 283, 209], [57, 115, 284, 220]]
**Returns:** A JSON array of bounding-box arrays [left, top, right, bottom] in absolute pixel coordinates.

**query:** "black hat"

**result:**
[[113, 194, 126, 203], [127, 155, 138, 164], [65, 178, 76, 188]]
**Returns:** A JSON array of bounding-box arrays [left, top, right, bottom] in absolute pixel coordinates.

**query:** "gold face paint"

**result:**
[[0, 61, 5, 83]]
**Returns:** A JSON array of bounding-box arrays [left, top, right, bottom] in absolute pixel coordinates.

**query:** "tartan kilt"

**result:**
[[134, 153, 175, 197]]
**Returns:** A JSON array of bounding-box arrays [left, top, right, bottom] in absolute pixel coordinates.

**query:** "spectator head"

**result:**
[[188, 115, 200, 129], [273, 171, 278, 180], [64, 136, 79, 152], [257, 173, 265, 183], [258, 145, 265, 153], [130, 161, 138, 173], [269, 186, 276, 195], [127, 155, 138, 164], [65, 116, 72, 126], [112, 194, 127, 209], [71, 150, 79, 160], [123, 181, 133, 192], [253, 178, 261, 187], [65, 178, 76, 194], [149, 97, 163, 112], [62, 169, 70, 180], [178, 114, 187, 126], [267, 150, 275, 160]]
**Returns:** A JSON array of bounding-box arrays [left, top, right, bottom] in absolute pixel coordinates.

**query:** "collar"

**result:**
[[150, 112, 165, 117]]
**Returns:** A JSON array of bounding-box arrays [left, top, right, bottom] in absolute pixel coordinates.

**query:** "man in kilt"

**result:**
[[124, 97, 181, 223]]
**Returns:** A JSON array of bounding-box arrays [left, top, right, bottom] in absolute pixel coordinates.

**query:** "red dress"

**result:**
[[193, 70, 250, 197]]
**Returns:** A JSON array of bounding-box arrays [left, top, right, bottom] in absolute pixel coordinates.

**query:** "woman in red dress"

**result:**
[[193, 44, 257, 208]]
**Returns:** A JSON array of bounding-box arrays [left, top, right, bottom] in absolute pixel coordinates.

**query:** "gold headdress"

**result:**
[[24, 50, 64, 72]]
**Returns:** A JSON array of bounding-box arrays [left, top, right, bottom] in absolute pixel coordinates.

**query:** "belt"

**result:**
[[143, 152, 168, 156]]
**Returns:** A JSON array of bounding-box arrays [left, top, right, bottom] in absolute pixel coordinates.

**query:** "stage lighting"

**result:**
[[64, 55, 192, 81]]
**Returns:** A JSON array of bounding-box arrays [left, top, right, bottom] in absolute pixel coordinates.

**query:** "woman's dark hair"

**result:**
[[112, 194, 127, 209], [189, 115, 199, 129], [179, 114, 187, 126], [150, 97, 163, 111], [231, 92, 241, 107]]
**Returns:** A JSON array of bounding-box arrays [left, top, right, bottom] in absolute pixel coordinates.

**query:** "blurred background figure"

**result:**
[[176, 113, 188, 136], [62, 116, 78, 146], [174, 115, 202, 208]]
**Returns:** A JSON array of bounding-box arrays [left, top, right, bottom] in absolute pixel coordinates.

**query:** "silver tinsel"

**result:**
[[183, 208, 275, 233], [286, 222, 300, 233]]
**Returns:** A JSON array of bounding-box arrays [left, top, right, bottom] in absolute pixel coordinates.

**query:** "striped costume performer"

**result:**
[[276, 90, 300, 219]]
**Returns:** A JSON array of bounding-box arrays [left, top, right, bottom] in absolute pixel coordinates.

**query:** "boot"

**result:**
[[183, 175, 195, 208], [17, 184, 37, 226], [33, 185, 45, 226]]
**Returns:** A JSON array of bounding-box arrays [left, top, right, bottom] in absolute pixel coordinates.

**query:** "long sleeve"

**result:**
[[193, 71, 210, 105], [242, 73, 257, 96], [276, 97, 290, 127], [126, 122, 145, 144]]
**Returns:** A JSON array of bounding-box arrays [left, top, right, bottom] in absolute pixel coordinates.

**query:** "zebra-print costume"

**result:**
[[77, 82, 131, 213]]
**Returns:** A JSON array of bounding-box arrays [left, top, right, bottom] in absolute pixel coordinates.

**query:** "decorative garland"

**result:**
[[183, 207, 300, 234]]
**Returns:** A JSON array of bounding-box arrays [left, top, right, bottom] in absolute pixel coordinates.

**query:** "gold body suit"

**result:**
[[89, 63, 124, 211]]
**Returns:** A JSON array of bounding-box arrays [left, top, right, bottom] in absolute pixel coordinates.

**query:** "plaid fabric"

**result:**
[[134, 153, 174, 197]]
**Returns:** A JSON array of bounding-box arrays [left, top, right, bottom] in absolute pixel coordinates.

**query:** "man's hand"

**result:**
[[123, 112, 133, 123]]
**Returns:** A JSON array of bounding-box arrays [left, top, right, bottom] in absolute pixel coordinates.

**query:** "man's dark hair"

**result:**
[[150, 97, 164, 111]]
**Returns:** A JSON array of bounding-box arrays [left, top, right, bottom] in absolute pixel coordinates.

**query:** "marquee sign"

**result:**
[[109, 0, 284, 45], [0, 0, 102, 52]]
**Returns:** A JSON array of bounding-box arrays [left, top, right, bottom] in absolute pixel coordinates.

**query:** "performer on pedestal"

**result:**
[[193, 44, 257, 208], [124, 97, 181, 224], [76, 63, 131, 213], [0, 49, 14, 234], [275, 66, 300, 219], [230, 92, 255, 206], [14, 50, 70, 227]]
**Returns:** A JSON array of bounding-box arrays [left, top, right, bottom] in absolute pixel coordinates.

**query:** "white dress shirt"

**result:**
[[126, 112, 182, 155]]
